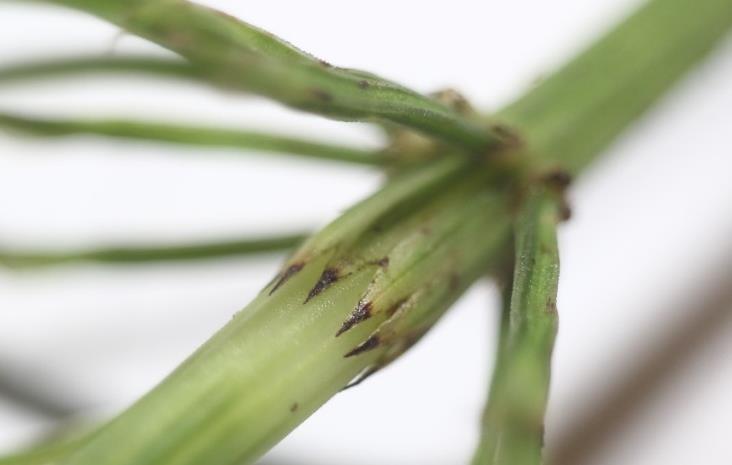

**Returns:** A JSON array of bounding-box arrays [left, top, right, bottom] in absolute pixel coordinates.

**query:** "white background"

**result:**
[[1, 1, 732, 464]]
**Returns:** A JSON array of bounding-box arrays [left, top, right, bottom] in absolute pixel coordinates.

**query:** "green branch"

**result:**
[[472, 188, 561, 465], [2, 0, 730, 464], [41, 0, 506, 152], [0, 233, 307, 268], [31, 158, 510, 465], [0, 113, 389, 166], [500, 0, 732, 173], [0, 55, 202, 84]]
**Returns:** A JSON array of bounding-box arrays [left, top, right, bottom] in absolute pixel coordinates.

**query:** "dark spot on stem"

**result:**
[[290, 402, 299, 412], [371, 223, 385, 233], [269, 262, 304, 295], [305, 267, 340, 303], [542, 169, 573, 190], [559, 200, 572, 221], [358, 80, 370, 89], [546, 297, 558, 314], [489, 123, 523, 147], [318, 59, 332, 68], [310, 88, 333, 102], [370, 256, 389, 269], [432, 88, 472, 114], [336, 301, 372, 336], [344, 335, 380, 357], [449, 273, 461, 293]]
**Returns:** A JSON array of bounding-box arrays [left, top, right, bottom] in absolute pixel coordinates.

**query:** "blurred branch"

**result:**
[[0, 233, 307, 268], [0, 357, 83, 420], [548, 251, 732, 465], [0, 55, 202, 84], [0, 112, 390, 166]]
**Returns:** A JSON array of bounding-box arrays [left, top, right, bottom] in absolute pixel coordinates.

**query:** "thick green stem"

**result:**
[[0, 113, 389, 166], [0, 55, 202, 83], [472, 189, 561, 465], [0, 233, 307, 268], [500, 0, 732, 173], [41, 158, 510, 465], [42, 0, 506, 152]]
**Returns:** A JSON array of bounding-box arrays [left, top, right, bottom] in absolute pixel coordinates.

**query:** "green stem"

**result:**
[[500, 0, 732, 173], [0, 113, 389, 166], [41, 0, 506, 152], [4, 0, 731, 464], [472, 189, 561, 465], [39, 158, 510, 465], [0, 55, 202, 84], [0, 233, 308, 268]]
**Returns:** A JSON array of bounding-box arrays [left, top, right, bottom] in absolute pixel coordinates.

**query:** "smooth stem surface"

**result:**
[[472, 190, 560, 465], [0, 233, 307, 268], [44, 0, 505, 153], [0, 55, 202, 83], [501, 0, 732, 173], [0, 113, 389, 166]]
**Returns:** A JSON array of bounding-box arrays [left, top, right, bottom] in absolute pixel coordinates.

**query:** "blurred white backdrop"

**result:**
[[1, 1, 731, 464]]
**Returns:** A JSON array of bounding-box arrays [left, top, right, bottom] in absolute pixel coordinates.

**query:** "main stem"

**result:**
[[500, 0, 732, 173]]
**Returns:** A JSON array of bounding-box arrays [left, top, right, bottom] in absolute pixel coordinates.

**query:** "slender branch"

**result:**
[[0, 113, 389, 166], [36, 158, 511, 465], [472, 189, 561, 465], [0, 55, 202, 84], [41, 0, 506, 153], [0, 233, 308, 268]]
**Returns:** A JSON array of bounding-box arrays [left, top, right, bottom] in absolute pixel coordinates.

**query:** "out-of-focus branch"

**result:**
[[0, 357, 83, 420], [548, 251, 732, 465], [0, 55, 202, 84], [0, 233, 307, 269], [0, 112, 390, 166]]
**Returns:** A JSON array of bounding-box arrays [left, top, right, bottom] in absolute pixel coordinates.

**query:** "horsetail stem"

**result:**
[[472, 188, 562, 465], [1, 0, 730, 463], [44, 158, 510, 465]]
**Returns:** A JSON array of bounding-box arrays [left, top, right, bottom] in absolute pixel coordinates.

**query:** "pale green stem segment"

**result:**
[[27, 158, 509, 465], [39, 0, 505, 153], [0, 55, 202, 83], [0, 113, 389, 166], [500, 0, 732, 173], [0, 233, 307, 268], [472, 189, 561, 465]]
